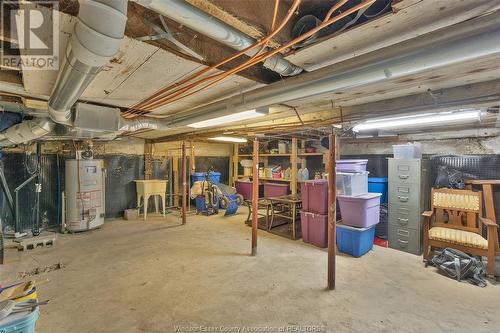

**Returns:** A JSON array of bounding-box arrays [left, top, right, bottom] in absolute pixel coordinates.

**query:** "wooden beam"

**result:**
[[181, 141, 187, 225], [290, 137, 297, 195], [172, 155, 179, 207], [144, 141, 153, 180], [327, 134, 337, 290], [251, 138, 259, 256]]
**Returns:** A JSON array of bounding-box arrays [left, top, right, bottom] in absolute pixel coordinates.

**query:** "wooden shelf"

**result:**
[[298, 153, 324, 156], [237, 175, 292, 182], [238, 153, 291, 157]]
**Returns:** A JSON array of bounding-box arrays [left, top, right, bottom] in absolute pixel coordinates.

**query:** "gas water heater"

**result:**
[[65, 159, 105, 232]]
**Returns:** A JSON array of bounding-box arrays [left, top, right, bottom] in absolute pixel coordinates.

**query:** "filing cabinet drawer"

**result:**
[[388, 159, 421, 184], [388, 204, 421, 229], [388, 226, 422, 255], [388, 182, 420, 205]]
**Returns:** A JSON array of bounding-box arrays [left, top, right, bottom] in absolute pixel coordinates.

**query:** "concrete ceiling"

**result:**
[[1, 0, 499, 140]]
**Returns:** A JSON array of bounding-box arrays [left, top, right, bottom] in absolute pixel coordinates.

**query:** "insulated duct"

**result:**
[[48, 0, 128, 124], [73, 103, 169, 132], [0, 119, 55, 147], [132, 0, 303, 76], [170, 14, 500, 126]]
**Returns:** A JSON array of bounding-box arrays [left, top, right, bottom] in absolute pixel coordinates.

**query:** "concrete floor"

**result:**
[[1, 211, 499, 333]]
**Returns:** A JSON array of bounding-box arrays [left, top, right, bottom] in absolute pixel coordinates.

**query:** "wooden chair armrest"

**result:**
[[479, 216, 498, 228], [422, 211, 434, 218]]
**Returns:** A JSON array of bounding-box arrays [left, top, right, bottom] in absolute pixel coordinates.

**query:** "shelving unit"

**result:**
[[230, 139, 328, 194]]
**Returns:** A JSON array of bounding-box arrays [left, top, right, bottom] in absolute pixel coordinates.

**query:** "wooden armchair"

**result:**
[[422, 188, 498, 278]]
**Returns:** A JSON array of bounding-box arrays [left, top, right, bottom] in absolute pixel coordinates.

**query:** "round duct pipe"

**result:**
[[169, 16, 500, 127], [48, 0, 128, 125], [133, 0, 303, 76]]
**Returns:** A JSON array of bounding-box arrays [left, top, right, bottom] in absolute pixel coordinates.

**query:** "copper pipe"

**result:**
[[132, 0, 294, 112], [327, 133, 337, 290], [251, 138, 259, 256], [145, 0, 373, 109]]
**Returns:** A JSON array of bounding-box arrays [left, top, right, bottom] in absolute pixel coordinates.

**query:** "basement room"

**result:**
[[1, 0, 500, 332]]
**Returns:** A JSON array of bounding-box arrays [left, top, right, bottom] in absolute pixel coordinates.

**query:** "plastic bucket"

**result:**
[[0, 307, 39, 333], [338, 193, 381, 228], [368, 177, 388, 203]]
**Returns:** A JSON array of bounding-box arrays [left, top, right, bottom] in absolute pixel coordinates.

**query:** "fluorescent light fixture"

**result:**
[[208, 136, 248, 143], [187, 108, 268, 128], [353, 110, 480, 132]]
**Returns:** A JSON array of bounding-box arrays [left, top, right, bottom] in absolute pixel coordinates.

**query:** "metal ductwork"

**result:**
[[0, 119, 55, 147], [48, 0, 128, 125], [170, 14, 500, 126], [73, 103, 169, 133], [132, 0, 303, 76]]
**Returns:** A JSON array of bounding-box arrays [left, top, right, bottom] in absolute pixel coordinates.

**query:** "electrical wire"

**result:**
[[124, 0, 295, 117], [126, 0, 375, 114]]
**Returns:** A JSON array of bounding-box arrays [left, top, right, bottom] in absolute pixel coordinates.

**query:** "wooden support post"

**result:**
[[291, 138, 298, 194], [300, 139, 306, 169], [190, 142, 195, 173], [181, 141, 187, 225], [144, 141, 153, 180], [251, 139, 259, 256], [327, 134, 337, 290], [172, 156, 179, 207]]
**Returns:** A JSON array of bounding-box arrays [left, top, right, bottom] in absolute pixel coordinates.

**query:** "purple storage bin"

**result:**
[[300, 180, 328, 214], [235, 180, 253, 200], [336, 159, 368, 172], [301, 211, 328, 248], [338, 193, 381, 228], [264, 183, 289, 198]]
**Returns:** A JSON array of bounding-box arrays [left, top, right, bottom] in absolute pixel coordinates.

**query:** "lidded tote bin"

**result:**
[[300, 179, 328, 214], [336, 159, 368, 172], [337, 193, 381, 228]]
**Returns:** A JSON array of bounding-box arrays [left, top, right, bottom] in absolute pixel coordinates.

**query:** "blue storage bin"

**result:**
[[195, 195, 219, 213], [336, 222, 375, 257], [0, 308, 39, 333], [191, 172, 221, 184], [368, 177, 388, 203]]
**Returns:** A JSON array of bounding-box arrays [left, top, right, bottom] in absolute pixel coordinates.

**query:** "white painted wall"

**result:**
[[341, 129, 500, 155]]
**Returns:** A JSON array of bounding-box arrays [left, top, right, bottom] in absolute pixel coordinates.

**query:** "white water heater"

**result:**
[[65, 159, 105, 232]]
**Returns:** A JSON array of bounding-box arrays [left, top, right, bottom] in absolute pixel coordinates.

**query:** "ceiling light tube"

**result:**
[[187, 108, 268, 128], [353, 110, 481, 132], [208, 136, 248, 143]]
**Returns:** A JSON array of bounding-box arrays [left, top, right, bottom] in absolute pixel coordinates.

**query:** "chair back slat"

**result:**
[[430, 188, 482, 231]]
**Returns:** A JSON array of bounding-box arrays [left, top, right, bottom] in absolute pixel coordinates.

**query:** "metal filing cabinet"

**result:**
[[388, 158, 430, 255]]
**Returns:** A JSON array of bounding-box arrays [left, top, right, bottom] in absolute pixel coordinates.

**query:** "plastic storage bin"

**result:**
[[336, 171, 369, 196], [195, 195, 219, 212], [235, 180, 253, 200], [300, 180, 328, 214], [337, 193, 381, 228], [336, 159, 368, 172], [392, 144, 422, 159], [264, 183, 289, 198], [0, 308, 39, 333], [368, 177, 388, 203], [191, 172, 221, 184], [336, 222, 376, 257], [301, 211, 328, 248]]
